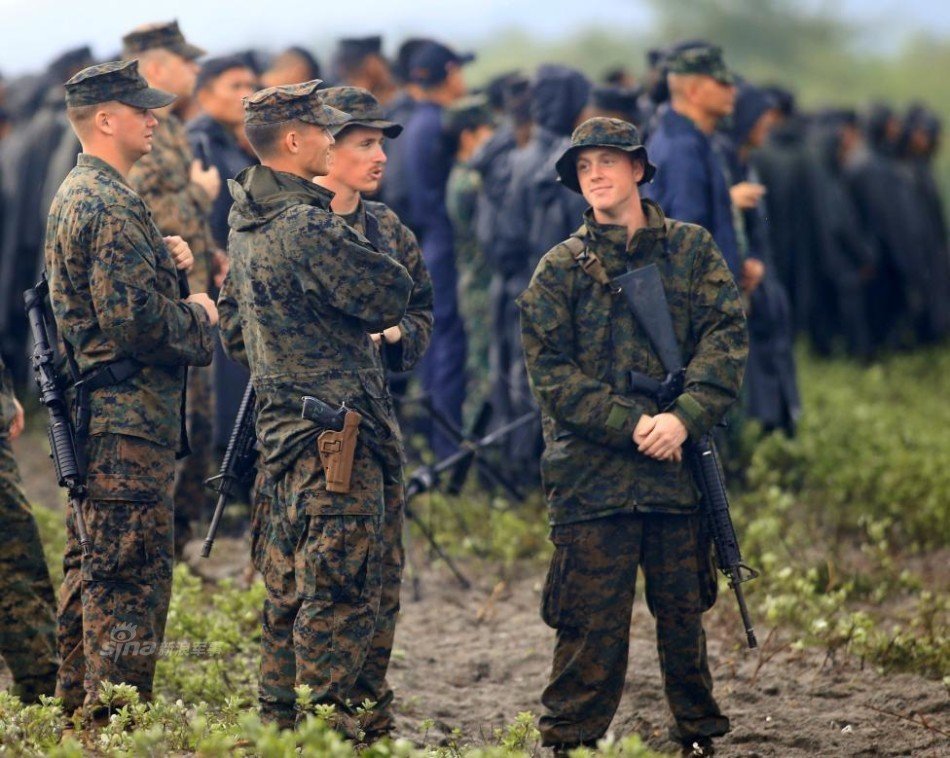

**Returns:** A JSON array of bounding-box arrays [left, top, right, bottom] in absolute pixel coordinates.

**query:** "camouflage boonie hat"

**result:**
[[555, 117, 656, 193], [244, 80, 351, 130], [65, 60, 176, 109], [665, 44, 734, 85], [122, 20, 206, 61], [320, 86, 402, 138], [443, 94, 495, 135]]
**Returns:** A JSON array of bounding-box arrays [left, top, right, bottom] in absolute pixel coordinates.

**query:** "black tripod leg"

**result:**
[[405, 505, 471, 589]]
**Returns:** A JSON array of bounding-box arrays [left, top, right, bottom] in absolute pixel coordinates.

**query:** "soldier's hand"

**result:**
[[212, 249, 229, 289], [9, 397, 24, 441], [381, 325, 402, 344], [730, 181, 766, 210], [741, 257, 766, 294], [190, 159, 221, 201], [637, 412, 687, 461], [370, 332, 383, 345], [633, 414, 654, 446], [187, 293, 219, 326], [164, 236, 194, 272]]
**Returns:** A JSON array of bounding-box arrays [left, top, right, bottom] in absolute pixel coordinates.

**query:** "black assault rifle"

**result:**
[[201, 382, 258, 557], [24, 275, 92, 556], [614, 263, 759, 649]]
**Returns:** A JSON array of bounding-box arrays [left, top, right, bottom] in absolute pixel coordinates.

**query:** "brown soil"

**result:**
[[385, 563, 948, 757], [4, 430, 948, 756]]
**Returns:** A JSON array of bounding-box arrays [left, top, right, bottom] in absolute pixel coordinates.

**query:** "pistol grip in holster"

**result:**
[[318, 410, 361, 493]]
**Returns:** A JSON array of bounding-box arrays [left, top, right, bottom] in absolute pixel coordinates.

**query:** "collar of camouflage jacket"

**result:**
[[580, 198, 667, 265], [228, 164, 334, 231], [77, 153, 132, 188]]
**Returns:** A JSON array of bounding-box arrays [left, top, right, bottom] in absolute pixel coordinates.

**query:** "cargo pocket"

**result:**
[[83, 474, 160, 582], [299, 515, 379, 605], [540, 525, 581, 629]]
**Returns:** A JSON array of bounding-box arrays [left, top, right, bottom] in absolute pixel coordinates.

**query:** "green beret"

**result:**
[[65, 59, 176, 109], [555, 116, 656, 193]]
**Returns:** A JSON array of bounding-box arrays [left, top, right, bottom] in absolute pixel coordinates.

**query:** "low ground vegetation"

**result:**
[[1, 347, 947, 755]]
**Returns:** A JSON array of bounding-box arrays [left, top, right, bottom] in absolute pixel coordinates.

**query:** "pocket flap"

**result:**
[[87, 474, 160, 503]]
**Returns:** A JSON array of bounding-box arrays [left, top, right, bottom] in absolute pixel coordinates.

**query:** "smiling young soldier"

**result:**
[[314, 84, 433, 741], [517, 117, 749, 757], [46, 60, 217, 723], [216, 81, 413, 735]]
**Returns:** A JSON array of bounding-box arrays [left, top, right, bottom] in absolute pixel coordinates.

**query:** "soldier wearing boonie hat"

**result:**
[[555, 116, 656, 193], [50, 59, 217, 722], [218, 79, 414, 735], [518, 115, 748, 756]]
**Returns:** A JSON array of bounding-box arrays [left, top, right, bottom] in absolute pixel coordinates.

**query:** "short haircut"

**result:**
[[667, 71, 698, 99], [244, 118, 302, 159], [66, 102, 107, 137], [197, 55, 251, 91]]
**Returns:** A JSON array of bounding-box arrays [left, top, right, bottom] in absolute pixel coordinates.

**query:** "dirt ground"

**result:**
[[385, 562, 949, 757], [4, 432, 949, 756]]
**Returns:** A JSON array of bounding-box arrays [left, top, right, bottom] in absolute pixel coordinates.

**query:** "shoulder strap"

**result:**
[[560, 230, 612, 289], [362, 205, 384, 252]]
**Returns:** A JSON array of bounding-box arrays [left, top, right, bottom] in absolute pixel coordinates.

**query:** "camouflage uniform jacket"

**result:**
[[0, 354, 14, 432], [340, 199, 433, 373], [518, 200, 748, 524], [128, 112, 216, 293], [45, 154, 215, 449], [218, 166, 413, 484]]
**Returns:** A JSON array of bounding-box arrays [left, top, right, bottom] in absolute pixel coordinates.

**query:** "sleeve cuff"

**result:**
[[672, 393, 706, 440], [605, 401, 639, 446]]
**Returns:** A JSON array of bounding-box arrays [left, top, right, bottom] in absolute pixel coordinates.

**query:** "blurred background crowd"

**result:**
[[0, 0, 947, 524]]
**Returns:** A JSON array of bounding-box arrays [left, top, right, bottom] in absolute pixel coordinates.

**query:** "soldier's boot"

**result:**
[[11, 670, 57, 704], [260, 704, 296, 731], [355, 690, 396, 743], [550, 740, 598, 756]]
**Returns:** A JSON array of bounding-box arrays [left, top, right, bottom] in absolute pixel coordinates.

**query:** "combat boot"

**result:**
[[550, 739, 598, 756]]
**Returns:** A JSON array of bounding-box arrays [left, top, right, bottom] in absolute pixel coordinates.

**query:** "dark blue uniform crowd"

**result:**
[[0, 36, 947, 473]]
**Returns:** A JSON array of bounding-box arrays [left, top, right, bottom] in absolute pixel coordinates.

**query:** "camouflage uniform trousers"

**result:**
[[173, 364, 214, 555], [255, 446, 402, 737], [55, 433, 175, 716], [539, 511, 730, 747], [0, 434, 58, 702]]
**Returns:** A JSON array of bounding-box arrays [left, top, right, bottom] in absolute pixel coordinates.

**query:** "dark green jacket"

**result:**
[[218, 166, 413, 484], [518, 200, 748, 524]]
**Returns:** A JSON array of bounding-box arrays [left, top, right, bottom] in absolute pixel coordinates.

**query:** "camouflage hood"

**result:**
[[228, 165, 334, 232]]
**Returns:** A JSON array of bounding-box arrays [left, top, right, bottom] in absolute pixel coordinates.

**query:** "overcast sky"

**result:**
[[1, 0, 948, 76]]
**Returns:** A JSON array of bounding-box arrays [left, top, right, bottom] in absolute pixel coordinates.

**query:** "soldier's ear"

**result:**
[[284, 127, 300, 155], [96, 107, 116, 137], [630, 155, 646, 184]]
